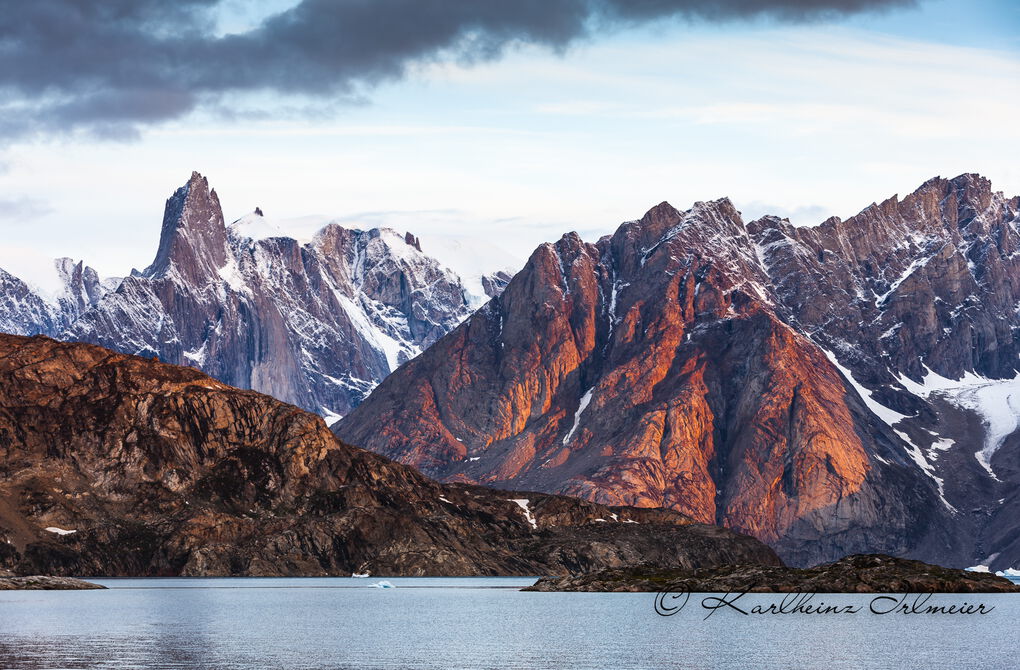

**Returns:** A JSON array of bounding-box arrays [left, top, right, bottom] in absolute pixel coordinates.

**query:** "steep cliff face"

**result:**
[[0, 172, 508, 419], [0, 333, 780, 577], [748, 174, 1020, 570], [338, 174, 1020, 569], [751, 174, 1020, 382]]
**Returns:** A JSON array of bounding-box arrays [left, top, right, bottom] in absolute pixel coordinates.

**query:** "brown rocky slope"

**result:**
[[0, 333, 780, 577]]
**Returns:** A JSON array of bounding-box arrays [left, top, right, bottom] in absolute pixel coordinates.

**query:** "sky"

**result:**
[[0, 0, 1017, 278]]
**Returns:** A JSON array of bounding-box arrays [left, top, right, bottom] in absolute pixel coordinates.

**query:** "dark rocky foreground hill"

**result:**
[[0, 333, 779, 577]]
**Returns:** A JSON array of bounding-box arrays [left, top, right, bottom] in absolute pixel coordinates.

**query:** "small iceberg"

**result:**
[[351, 572, 370, 578], [369, 580, 395, 589]]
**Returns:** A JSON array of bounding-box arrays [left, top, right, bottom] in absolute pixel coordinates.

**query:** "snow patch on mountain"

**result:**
[[820, 348, 911, 426], [216, 255, 249, 294], [819, 345, 971, 510], [229, 212, 294, 242], [897, 367, 1020, 478], [874, 252, 937, 307], [563, 387, 594, 445], [820, 346, 956, 509], [509, 499, 538, 529], [337, 293, 413, 373]]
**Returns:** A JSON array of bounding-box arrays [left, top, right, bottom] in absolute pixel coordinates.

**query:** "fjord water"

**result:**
[[1, 578, 1016, 670]]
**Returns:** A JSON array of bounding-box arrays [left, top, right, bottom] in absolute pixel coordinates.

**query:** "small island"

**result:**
[[524, 554, 1020, 593], [0, 576, 106, 590]]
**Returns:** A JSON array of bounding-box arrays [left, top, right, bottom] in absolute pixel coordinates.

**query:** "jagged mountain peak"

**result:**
[[682, 198, 751, 241], [943, 171, 993, 194], [642, 200, 680, 221], [745, 214, 794, 237], [522, 233, 598, 300], [628, 197, 748, 246], [691, 196, 742, 217], [837, 172, 1001, 240], [550, 230, 589, 253], [228, 210, 289, 243], [145, 171, 228, 284], [627, 200, 681, 247], [601, 198, 744, 280], [697, 174, 1002, 258]]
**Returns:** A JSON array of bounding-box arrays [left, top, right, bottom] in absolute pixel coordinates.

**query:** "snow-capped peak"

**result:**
[[228, 210, 291, 242]]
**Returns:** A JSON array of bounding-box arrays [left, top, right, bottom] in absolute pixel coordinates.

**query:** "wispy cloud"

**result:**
[[526, 29, 1020, 141]]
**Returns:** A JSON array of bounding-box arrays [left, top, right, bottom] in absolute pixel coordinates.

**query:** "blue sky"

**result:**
[[0, 0, 1017, 277]]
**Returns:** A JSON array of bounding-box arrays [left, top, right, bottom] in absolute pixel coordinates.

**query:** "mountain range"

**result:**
[[3, 171, 1018, 572], [0, 172, 513, 419], [336, 174, 1020, 570]]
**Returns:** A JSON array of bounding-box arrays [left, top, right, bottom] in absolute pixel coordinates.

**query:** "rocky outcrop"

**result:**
[[525, 554, 1020, 593], [0, 333, 778, 577], [337, 174, 1020, 569], [481, 270, 513, 298], [0, 576, 105, 590]]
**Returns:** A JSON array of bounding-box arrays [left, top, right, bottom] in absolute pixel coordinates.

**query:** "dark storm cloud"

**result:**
[[0, 0, 915, 140]]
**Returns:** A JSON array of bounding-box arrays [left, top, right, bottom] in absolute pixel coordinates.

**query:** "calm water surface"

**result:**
[[1, 577, 1017, 669]]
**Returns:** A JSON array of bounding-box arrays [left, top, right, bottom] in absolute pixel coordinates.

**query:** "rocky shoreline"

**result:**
[[524, 554, 1020, 593], [0, 576, 105, 590]]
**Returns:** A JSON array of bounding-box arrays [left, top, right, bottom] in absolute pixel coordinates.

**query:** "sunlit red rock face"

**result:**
[[338, 183, 1000, 566]]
